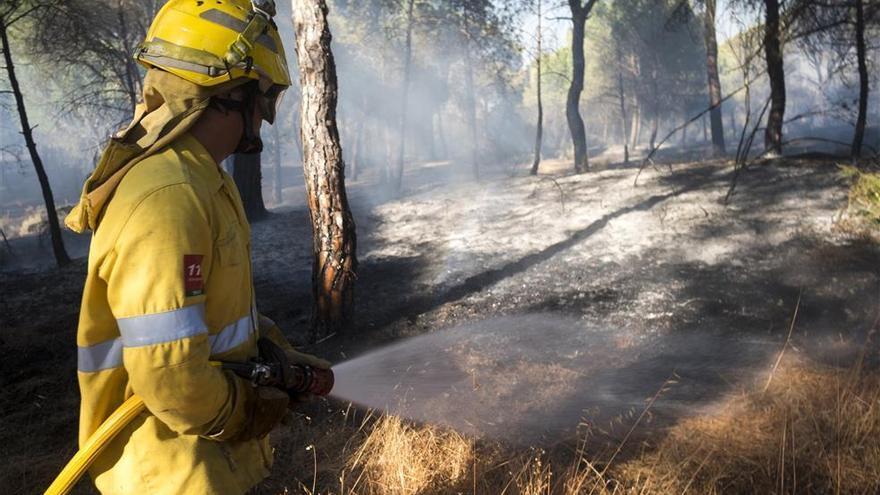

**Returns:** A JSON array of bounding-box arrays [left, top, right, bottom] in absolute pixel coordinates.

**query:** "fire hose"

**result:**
[[44, 355, 334, 495]]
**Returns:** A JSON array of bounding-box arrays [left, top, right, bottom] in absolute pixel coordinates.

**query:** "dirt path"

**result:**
[[1, 156, 877, 493]]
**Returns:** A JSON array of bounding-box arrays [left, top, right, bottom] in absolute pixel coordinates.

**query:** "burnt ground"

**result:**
[[1, 152, 878, 494]]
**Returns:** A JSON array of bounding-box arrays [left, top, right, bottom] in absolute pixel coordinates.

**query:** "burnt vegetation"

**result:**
[[1, 0, 880, 493]]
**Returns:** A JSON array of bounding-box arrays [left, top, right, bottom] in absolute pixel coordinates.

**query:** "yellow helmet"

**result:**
[[135, 0, 291, 90]]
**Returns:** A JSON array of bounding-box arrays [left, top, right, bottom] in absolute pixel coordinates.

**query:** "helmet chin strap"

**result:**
[[210, 87, 263, 155]]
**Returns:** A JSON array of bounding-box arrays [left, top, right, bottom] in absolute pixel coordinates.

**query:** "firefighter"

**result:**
[[64, 1, 328, 493]]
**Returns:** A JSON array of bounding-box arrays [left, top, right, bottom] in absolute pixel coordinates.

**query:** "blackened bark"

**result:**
[[617, 69, 629, 164], [393, 0, 415, 191], [530, 0, 543, 176], [851, 0, 868, 158], [631, 100, 641, 149], [763, 0, 785, 155], [704, 0, 725, 155], [231, 153, 268, 221], [649, 70, 659, 152], [1, 19, 70, 267], [566, 1, 592, 173], [293, 0, 358, 341]]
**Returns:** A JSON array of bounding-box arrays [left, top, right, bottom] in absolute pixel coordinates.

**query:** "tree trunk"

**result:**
[[649, 71, 659, 152], [1, 19, 70, 267], [617, 69, 630, 164], [436, 112, 448, 160], [763, 0, 785, 155], [293, 0, 358, 341], [704, 113, 710, 142], [272, 123, 282, 204], [530, 0, 543, 176], [703, 0, 726, 155], [566, 2, 590, 173], [631, 101, 641, 150], [462, 20, 479, 180], [650, 113, 659, 152], [851, 0, 868, 158], [394, 0, 415, 191], [428, 110, 437, 160], [729, 106, 737, 143], [681, 115, 688, 147], [350, 117, 364, 181], [231, 153, 268, 221]]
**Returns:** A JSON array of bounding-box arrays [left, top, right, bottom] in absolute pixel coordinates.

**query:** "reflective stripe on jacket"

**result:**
[[76, 133, 277, 494]]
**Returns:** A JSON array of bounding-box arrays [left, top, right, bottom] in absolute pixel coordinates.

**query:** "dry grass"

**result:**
[[837, 165, 880, 240], [340, 415, 473, 494], [294, 353, 880, 495], [618, 356, 880, 494]]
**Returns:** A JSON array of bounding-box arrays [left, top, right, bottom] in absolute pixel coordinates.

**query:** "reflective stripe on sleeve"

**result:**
[[78, 307, 254, 372], [208, 313, 253, 355], [117, 304, 208, 347], [78, 338, 124, 372]]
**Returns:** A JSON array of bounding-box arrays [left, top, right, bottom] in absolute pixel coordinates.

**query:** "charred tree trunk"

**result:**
[[231, 153, 268, 221], [704, 0, 726, 155], [631, 101, 641, 150], [617, 69, 629, 164], [565, 0, 596, 173], [852, 0, 868, 158], [530, 0, 544, 176], [394, 0, 415, 191], [763, 0, 785, 155], [293, 0, 358, 341], [649, 70, 659, 152], [649, 113, 659, 152], [1, 18, 70, 267]]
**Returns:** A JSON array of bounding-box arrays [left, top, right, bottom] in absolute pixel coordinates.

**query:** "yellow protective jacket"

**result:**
[[74, 133, 289, 494]]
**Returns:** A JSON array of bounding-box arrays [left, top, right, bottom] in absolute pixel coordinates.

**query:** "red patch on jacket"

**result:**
[[184, 254, 204, 297]]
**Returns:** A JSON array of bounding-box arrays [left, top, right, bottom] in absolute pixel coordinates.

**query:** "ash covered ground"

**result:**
[[1, 152, 878, 493]]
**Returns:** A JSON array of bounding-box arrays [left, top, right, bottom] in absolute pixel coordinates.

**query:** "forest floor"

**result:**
[[1, 149, 878, 494]]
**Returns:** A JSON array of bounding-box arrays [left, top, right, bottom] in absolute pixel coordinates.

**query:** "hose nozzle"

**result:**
[[289, 365, 334, 396]]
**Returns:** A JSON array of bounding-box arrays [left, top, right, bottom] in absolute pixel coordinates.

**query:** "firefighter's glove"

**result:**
[[257, 315, 331, 370], [232, 385, 290, 442], [257, 337, 330, 405]]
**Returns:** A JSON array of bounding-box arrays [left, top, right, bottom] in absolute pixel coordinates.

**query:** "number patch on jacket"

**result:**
[[184, 254, 205, 297]]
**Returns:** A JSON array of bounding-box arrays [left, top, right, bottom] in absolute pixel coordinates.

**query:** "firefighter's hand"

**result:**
[[232, 386, 290, 441], [257, 315, 331, 370], [284, 347, 331, 370]]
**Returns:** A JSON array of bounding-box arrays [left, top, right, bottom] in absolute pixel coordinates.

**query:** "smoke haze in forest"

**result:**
[[1, 0, 878, 264]]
